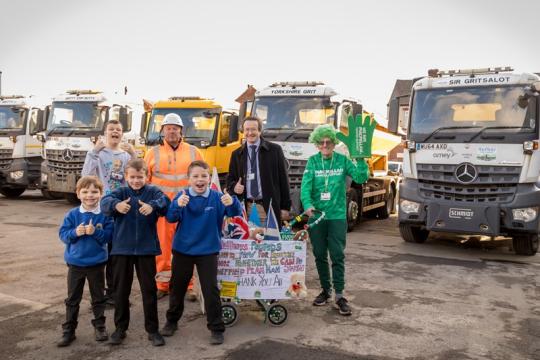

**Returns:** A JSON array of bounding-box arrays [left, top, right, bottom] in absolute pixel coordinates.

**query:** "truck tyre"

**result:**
[[346, 189, 359, 232], [399, 223, 429, 243], [512, 234, 539, 256], [41, 189, 63, 200], [64, 193, 80, 205], [376, 187, 395, 220], [0, 187, 26, 198]]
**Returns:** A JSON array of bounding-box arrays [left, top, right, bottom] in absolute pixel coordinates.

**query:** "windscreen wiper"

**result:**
[[283, 128, 313, 141], [422, 126, 481, 142], [46, 126, 72, 137], [466, 126, 530, 142]]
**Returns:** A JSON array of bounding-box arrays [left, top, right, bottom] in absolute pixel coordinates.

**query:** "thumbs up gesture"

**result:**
[[234, 177, 244, 195], [115, 197, 131, 214], [76, 222, 86, 237], [221, 189, 233, 206], [85, 219, 95, 235], [177, 190, 189, 207], [138, 199, 153, 216]]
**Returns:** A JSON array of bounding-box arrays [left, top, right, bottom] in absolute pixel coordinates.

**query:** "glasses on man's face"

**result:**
[[317, 140, 334, 146]]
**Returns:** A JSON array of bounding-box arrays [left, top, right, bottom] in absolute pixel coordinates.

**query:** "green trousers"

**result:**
[[308, 219, 347, 293]]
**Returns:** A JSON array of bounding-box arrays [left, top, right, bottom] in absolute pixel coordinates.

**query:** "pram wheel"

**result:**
[[266, 304, 288, 326], [221, 303, 238, 327]]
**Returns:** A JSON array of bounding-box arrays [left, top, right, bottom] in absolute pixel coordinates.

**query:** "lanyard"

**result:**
[[320, 152, 334, 192]]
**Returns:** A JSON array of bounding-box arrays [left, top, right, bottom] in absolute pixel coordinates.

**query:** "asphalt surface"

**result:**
[[0, 190, 539, 360]]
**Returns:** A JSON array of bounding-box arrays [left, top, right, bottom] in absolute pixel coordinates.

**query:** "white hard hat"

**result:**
[[162, 113, 184, 127]]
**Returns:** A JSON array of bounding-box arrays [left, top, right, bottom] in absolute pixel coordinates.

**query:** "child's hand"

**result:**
[[115, 197, 131, 214], [120, 142, 136, 157], [177, 190, 189, 207], [76, 222, 86, 237], [85, 219, 95, 235], [138, 200, 153, 216], [93, 138, 106, 152], [221, 189, 233, 206]]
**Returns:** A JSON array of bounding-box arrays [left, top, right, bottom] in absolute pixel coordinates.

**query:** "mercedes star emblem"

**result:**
[[455, 163, 477, 184], [62, 148, 74, 162]]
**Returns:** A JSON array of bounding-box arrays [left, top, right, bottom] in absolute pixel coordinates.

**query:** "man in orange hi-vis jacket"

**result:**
[[144, 113, 203, 299]]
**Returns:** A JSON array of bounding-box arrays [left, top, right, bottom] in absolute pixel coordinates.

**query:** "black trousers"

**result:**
[[105, 242, 114, 298], [166, 250, 225, 332], [112, 255, 159, 334], [62, 263, 106, 333]]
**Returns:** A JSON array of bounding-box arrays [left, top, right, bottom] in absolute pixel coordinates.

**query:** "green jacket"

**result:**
[[301, 152, 369, 220]]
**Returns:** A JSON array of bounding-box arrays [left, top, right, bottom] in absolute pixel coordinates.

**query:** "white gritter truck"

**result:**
[[388, 67, 540, 255], [39, 90, 143, 203], [249, 81, 402, 231], [0, 95, 45, 198]]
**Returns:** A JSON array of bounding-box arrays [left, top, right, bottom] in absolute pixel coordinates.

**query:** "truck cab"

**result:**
[[0, 95, 44, 198], [143, 97, 241, 183], [39, 90, 143, 203], [250, 81, 401, 230], [389, 67, 540, 255]]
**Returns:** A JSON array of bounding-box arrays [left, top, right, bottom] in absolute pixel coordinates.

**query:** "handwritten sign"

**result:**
[[218, 239, 307, 299]]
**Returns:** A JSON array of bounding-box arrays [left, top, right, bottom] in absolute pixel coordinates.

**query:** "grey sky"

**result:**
[[1, 0, 539, 120]]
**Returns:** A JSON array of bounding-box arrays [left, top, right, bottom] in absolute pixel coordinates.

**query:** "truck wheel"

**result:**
[[41, 189, 63, 200], [346, 189, 359, 232], [64, 193, 80, 205], [512, 234, 539, 256], [0, 187, 26, 198], [375, 187, 395, 220], [399, 223, 429, 243]]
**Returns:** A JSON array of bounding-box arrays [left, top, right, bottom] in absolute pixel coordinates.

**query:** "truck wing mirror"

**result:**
[[31, 109, 47, 134], [140, 112, 149, 137], [118, 107, 131, 132], [388, 98, 399, 133], [229, 114, 239, 143]]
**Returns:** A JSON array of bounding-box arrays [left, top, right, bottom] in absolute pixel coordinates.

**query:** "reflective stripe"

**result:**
[[152, 173, 188, 181], [152, 145, 161, 175], [190, 145, 196, 161]]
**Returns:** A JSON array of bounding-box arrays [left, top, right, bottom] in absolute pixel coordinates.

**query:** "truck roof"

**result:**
[[256, 81, 337, 97], [153, 97, 222, 109], [413, 69, 539, 91]]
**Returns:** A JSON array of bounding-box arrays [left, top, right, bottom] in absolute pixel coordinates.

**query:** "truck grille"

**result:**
[[46, 149, 87, 175], [0, 148, 13, 170], [288, 159, 307, 189], [417, 163, 520, 203]]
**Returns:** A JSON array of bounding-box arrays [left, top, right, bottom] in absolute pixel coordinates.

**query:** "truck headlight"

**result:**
[[512, 207, 538, 222], [10, 170, 24, 180], [400, 199, 420, 214], [41, 173, 48, 183]]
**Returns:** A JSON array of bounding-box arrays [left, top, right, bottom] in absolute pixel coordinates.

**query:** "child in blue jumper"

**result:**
[[101, 159, 170, 346], [58, 176, 114, 347], [160, 160, 242, 345]]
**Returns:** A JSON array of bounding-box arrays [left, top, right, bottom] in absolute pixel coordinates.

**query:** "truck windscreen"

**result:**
[[147, 108, 218, 145], [0, 106, 25, 130], [47, 102, 105, 130], [252, 96, 335, 130], [410, 86, 537, 141]]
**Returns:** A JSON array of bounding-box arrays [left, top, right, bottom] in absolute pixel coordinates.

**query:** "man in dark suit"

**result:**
[[226, 116, 291, 228]]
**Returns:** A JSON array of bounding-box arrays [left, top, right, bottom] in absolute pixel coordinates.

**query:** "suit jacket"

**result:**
[[226, 137, 291, 226]]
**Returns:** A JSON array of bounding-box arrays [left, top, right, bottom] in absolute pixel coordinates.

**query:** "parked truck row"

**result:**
[[0, 83, 402, 233]]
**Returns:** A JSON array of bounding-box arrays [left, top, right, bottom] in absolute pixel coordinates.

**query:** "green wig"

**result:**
[[309, 124, 338, 145]]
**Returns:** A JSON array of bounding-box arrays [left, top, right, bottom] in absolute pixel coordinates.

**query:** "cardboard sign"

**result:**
[[218, 239, 307, 299]]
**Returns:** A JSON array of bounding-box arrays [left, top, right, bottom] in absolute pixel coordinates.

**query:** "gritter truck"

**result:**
[[388, 67, 540, 255]]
